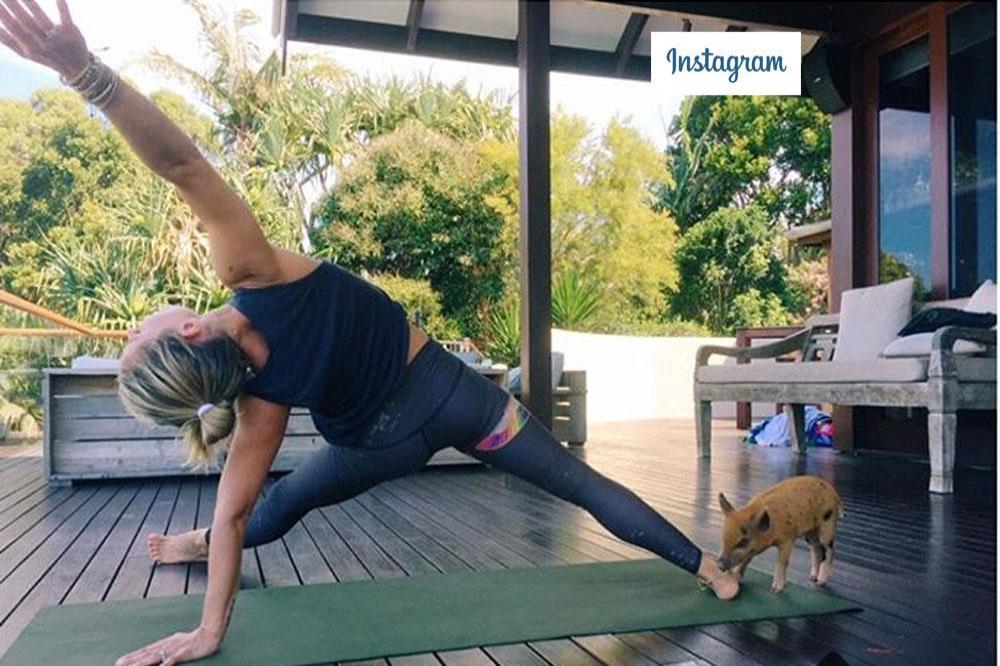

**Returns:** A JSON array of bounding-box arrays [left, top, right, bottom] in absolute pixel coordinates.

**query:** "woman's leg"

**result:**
[[460, 399, 739, 598], [149, 435, 431, 562]]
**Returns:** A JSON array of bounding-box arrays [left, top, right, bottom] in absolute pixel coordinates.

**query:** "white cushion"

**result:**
[[964, 280, 997, 314], [697, 358, 927, 384], [835, 278, 914, 362], [881, 333, 985, 357]]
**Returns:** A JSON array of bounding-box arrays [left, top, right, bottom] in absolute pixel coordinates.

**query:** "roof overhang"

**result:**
[[784, 220, 833, 246], [275, 0, 837, 82]]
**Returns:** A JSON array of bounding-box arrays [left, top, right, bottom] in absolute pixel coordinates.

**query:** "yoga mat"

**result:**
[[1, 559, 858, 666]]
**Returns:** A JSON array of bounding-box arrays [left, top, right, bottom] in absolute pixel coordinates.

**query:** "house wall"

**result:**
[[551, 329, 781, 425]]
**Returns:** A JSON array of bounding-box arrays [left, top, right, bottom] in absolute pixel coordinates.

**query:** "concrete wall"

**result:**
[[551, 329, 779, 424]]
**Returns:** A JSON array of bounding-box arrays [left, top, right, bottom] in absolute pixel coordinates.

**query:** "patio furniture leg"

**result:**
[[785, 403, 808, 454], [695, 400, 712, 458], [927, 409, 956, 494]]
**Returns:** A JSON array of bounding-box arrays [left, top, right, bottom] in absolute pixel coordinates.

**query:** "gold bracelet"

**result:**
[[91, 72, 120, 109], [60, 52, 97, 88]]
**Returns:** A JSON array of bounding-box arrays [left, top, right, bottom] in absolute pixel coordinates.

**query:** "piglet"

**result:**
[[717, 476, 842, 593]]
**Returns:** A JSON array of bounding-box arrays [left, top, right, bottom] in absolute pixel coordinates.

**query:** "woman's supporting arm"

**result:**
[[200, 395, 290, 639], [113, 395, 289, 666], [0, 0, 280, 288]]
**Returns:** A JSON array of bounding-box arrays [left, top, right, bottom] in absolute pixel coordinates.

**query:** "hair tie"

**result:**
[[196, 403, 214, 418]]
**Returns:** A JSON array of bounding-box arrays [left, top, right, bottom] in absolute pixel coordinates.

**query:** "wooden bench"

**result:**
[[43, 367, 587, 485], [693, 300, 996, 494]]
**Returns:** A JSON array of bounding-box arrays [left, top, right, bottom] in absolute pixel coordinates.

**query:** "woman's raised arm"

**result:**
[[0, 0, 279, 288]]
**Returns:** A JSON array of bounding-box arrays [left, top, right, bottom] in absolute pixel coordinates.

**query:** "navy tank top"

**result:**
[[229, 260, 410, 440]]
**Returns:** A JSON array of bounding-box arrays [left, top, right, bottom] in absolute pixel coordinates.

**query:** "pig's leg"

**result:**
[[805, 530, 823, 582], [816, 517, 837, 585], [772, 542, 793, 593]]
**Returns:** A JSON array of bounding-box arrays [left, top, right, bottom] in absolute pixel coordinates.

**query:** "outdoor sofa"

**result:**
[[694, 278, 997, 494]]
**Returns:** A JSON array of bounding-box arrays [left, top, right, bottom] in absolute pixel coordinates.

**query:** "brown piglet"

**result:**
[[717, 475, 842, 593]]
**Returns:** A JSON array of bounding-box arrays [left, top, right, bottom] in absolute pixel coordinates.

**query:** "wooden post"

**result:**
[[517, 0, 553, 428]]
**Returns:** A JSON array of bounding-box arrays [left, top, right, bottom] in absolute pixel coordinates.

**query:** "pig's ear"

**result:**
[[757, 510, 770, 532], [718, 493, 735, 515]]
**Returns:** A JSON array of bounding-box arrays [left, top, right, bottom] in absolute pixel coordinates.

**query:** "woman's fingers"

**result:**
[[56, 0, 72, 25], [0, 25, 26, 56], [1, 0, 44, 41], [116, 633, 187, 666], [21, 0, 53, 30], [0, 2, 38, 53]]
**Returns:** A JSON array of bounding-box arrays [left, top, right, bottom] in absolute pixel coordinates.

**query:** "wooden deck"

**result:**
[[0, 420, 995, 665]]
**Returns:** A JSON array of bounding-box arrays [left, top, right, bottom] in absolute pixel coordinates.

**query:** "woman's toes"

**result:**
[[713, 573, 740, 600]]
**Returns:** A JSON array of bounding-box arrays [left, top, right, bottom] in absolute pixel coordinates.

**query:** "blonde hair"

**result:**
[[118, 333, 250, 469]]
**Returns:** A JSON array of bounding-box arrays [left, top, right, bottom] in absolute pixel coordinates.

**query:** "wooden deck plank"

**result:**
[[0, 483, 140, 655], [105, 481, 178, 601], [0, 485, 75, 538], [147, 478, 200, 598], [320, 503, 406, 580], [301, 510, 370, 582], [0, 477, 50, 519], [0, 420, 994, 665], [614, 632, 702, 665], [63, 483, 158, 604], [482, 643, 550, 666], [0, 486, 116, 619]]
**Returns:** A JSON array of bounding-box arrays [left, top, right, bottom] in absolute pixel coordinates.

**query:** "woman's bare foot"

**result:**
[[148, 528, 209, 564], [697, 553, 740, 600]]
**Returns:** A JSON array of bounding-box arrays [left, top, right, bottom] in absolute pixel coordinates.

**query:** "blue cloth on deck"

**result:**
[[747, 406, 833, 448]]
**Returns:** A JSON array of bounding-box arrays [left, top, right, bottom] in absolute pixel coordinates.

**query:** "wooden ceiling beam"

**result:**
[[614, 12, 648, 75], [405, 0, 425, 52]]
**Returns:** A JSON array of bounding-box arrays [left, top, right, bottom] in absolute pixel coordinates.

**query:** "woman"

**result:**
[[0, 2, 739, 664]]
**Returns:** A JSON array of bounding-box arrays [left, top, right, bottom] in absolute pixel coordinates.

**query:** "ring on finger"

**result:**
[[159, 647, 168, 663]]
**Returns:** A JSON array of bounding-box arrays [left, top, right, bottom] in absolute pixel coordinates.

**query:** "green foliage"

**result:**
[[787, 255, 830, 318], [314, 122, 512, 337], [593, 315, 714, 337], [484, 301, 520, 367], [346, 74, 514, 143], [668, 205, 796, 333], [552, 267, 602, 329], [484, 114, 679, 322], [879, 252, 929, 302], [662, 96, 830, 230], [367, 273, 461, 340]]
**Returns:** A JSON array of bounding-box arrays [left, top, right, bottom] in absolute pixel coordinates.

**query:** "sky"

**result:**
[[0, 0, 680, 148]]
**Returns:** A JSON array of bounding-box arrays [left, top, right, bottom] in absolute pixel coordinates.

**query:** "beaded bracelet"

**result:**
[[59, 52, 97, 87], [61, 52, 121, 110]]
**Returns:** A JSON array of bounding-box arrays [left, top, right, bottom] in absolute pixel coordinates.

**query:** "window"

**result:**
[[949, 3, 997, 297], [878, 37, 932, 297]]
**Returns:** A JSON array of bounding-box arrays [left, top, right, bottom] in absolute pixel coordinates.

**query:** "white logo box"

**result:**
[[651, 32, 803, 96]]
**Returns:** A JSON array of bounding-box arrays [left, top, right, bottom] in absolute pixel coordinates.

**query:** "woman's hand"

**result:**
[[114, 627, 221, 666], [0, 0, 89, 79]]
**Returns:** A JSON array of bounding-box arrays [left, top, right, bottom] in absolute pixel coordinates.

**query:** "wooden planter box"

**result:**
[[42, 369, 475, 486]]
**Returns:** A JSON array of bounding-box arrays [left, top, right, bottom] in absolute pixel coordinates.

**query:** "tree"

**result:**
[[668, 205, 799, 333], [0, 92, 228, 328], [482, 113, 679, 324], [662, 96, 830, 231], [313, 122, 512, 336]]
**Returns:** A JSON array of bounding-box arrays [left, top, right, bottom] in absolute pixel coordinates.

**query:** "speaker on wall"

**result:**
[[802, 40, 851, 114]]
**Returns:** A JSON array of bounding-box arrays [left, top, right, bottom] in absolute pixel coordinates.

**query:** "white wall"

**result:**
[[551, 329, 779, 424]]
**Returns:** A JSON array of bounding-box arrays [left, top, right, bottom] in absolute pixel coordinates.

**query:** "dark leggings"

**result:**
[[207, 341, 703, 575]]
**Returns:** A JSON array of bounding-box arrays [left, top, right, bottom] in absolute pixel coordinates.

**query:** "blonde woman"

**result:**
[[0, 2, 739, 664]]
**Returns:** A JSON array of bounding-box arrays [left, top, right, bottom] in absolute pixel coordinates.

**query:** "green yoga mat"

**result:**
[[1, 559, 858, 666]]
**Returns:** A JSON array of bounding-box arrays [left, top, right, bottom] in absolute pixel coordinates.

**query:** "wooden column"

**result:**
[[517, 0, 553, 427], [928, 5, 950, 299], [829, 47, 872, 454]]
